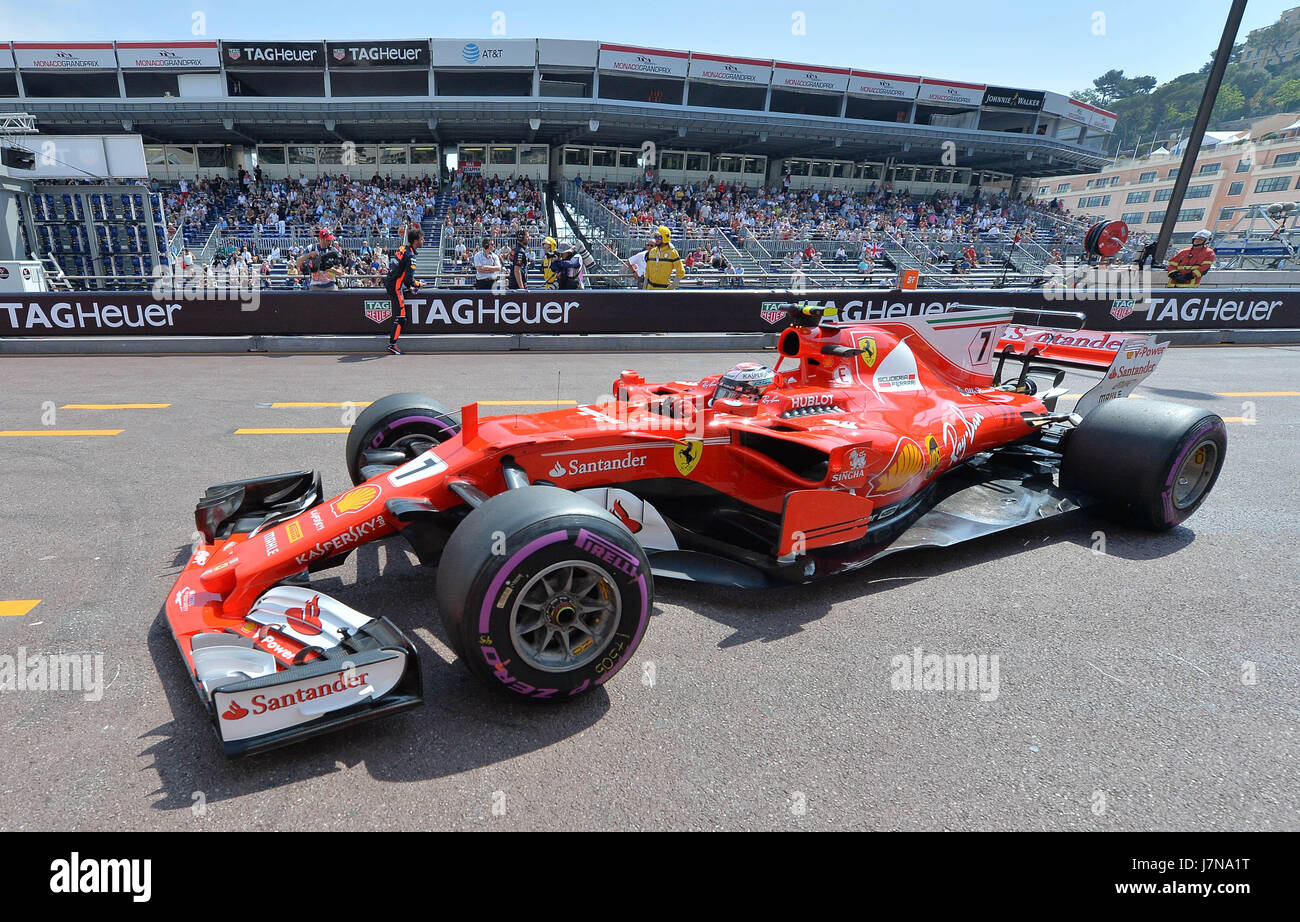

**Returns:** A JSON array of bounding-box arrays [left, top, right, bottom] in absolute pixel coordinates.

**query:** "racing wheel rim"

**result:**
[[508, 560, 622, 673], [1173, 439, 1219, 509]]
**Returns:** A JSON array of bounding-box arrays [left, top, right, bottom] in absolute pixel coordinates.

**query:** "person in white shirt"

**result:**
[[472, 237, 502, 289], [624, 239, 651, 288]]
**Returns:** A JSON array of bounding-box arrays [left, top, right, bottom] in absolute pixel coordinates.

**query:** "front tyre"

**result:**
[[436, 486, 653, 701], [345, 392, 459, 485], [1061, 399, 1227, 530]]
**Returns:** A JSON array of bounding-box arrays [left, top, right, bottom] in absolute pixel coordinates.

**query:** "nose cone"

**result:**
[[199, 559, 239, 594]]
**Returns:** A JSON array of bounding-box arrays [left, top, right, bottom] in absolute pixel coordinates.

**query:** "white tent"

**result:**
[[1171, 131, 1250, 155]]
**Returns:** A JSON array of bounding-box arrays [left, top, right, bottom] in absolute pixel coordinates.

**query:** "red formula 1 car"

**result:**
[[164, 304, 1227, 755]]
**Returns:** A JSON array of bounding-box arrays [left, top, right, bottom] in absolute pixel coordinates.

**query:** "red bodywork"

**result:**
[[170, 314, 1119, 636], [166, 311, 1128, 724]]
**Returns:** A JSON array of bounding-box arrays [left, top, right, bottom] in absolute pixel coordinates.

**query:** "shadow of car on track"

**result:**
[[142, 540, 611, 812], [142, 509, 1199, 809], [1141, 386, 1221, 402], [667, 510, 1198, 648]]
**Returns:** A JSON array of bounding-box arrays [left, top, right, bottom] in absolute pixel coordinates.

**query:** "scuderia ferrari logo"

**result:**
[[856, 335, 878, 368], [674, 439, 703, 476]]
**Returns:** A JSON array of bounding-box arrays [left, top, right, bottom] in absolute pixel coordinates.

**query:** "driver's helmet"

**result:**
[[713, 362, 775, 403]]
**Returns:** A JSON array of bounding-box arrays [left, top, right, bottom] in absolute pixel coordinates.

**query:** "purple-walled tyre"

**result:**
[[1061, 399, 1227, 530], [345, 392, 460, 485], [436, 486, 654, 701]]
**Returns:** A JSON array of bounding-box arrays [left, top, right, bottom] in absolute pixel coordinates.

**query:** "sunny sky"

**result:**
[[0, 0, 1290, 96]]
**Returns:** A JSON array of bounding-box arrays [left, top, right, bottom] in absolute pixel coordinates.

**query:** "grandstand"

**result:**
[[0, 37, 1117, 289]]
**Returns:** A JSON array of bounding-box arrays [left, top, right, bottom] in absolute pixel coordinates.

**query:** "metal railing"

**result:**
[[48, 260, 1052, 292]]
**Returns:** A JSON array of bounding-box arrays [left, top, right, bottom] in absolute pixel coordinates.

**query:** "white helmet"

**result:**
[[1191, 229, 1212, 244], [713, 362, 775, 404]]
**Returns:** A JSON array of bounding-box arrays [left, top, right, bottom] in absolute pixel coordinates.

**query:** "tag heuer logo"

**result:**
[[1110, 299, 1135, 321], [760, 302, 786, 325], [364, 299, 392, 324], [333, 49, 347, 60], [227, 49, 241, 60]]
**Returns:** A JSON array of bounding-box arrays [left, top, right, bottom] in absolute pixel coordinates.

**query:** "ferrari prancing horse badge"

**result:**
[[674, 439, 703, 476]]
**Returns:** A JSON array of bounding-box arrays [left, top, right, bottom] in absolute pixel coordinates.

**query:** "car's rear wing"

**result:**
[[981, 302, 1141, 372]]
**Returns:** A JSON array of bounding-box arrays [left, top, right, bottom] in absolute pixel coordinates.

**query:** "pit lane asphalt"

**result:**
[[0, 345, 1296, 831]]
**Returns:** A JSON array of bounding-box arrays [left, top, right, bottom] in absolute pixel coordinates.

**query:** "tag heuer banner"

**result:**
[[223, 42, 323, 67], [326, 41, 429, 68], [1, 289, 1296, 338]]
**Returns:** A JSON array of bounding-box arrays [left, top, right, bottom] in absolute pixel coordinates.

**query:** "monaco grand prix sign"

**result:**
[[0, 290, 1296, 338]]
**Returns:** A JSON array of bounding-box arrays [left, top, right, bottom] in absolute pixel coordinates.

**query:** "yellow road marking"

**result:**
[[478, 400, 576, 406], [236, 427, 350, 435], [1221, 417, 1254, 423], [0, 429, 122, 437], [60, 403, 170, 410], [0, 600, 40, 618], [268, 399, 574, 408], [1217, 391, 1300, 397], [271, 402, 373, 408]]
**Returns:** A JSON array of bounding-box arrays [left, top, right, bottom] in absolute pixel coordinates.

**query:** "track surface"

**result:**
[[0, 345, 1296, 831]]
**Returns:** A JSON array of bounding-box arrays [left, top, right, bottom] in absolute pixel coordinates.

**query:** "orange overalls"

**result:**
[[1166, 244, 1215, 288]]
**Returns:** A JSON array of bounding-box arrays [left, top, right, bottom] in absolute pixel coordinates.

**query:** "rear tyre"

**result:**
[[1060, 399, 1227, 530], [345, 393, 459, 485], [436, 486, 653, 701]]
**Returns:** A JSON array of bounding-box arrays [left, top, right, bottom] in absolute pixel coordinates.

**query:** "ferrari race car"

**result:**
[[164, 303, 1227, 755]]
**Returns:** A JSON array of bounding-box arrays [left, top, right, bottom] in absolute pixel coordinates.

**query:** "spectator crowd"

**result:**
[[576, 175, 1086, 275]]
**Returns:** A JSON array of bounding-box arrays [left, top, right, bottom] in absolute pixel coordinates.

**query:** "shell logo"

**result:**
[[331, 484, 381, 516], [869, 438, 924, 496]]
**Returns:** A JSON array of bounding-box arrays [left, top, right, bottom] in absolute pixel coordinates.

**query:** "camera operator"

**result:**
[[542, 236, 584, 290], [296, 228, 345, 290]]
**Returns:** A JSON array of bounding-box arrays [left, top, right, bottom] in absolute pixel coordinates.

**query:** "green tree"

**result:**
[[1274, 78, 1300, 109], [1091, 69, 1128, 104], [1211, 84, 1247, 121]]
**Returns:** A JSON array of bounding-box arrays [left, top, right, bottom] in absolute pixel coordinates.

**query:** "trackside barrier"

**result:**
[[0, 289, 1296, 340]]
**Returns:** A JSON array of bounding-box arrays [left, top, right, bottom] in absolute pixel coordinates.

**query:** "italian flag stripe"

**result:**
[[926, 312, 1013, 326]]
